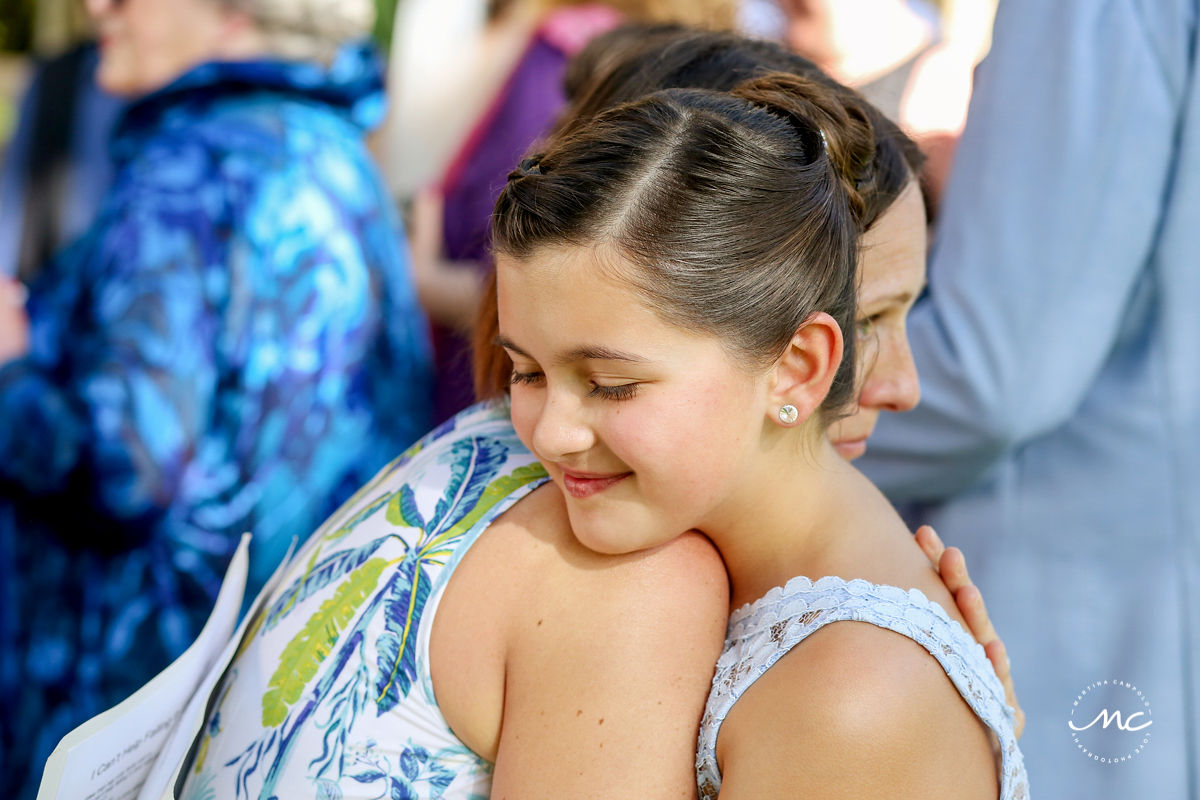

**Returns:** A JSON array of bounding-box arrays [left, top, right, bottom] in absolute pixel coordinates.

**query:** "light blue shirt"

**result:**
[[858, 1, 1199, 796]]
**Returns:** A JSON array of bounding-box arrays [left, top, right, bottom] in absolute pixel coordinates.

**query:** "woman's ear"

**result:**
[[767, 311, 844, 426]]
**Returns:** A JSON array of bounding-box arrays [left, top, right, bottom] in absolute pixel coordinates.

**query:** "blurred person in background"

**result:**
[[856, 0, 1200, 796], [398, 0, 737, 423], [778, 0, 995, 215], [0, 39, 123, 284], [0, 0, 432, 794]]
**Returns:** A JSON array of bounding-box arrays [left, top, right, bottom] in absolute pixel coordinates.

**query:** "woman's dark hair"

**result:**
[[487, 72, 874, 422], [562, 25, 924, 230]]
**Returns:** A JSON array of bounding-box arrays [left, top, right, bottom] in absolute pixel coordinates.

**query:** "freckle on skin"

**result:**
[[537, 619, 543, 626], [598, 718, 604, 725], [577, 709, 583, 716]]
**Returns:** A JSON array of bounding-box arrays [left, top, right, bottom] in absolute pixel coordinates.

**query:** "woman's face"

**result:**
[[498, 246, 772, 556], [86, 0, 245, 95], [827, 179, 926, 459]]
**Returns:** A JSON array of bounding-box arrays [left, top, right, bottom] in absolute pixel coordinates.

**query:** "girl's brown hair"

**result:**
[[486, 73, 874, 421], [474, 28, 923, 403]]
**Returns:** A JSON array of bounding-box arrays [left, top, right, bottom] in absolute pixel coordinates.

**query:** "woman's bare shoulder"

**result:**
[[718, 620, 999, 800]]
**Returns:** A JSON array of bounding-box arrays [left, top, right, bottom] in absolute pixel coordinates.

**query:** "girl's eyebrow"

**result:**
[[494, 335, 530, 360], [495, 336, 649, 365]]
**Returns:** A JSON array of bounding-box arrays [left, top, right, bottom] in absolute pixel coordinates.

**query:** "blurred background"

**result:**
[[0, 0, 402, 159]]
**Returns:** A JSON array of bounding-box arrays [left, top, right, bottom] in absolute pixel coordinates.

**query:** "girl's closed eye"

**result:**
[[588, 381, 639, 401], [509, 369, 544, 386]]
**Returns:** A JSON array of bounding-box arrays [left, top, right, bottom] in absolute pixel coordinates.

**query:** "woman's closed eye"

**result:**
[[856, 311, 886, 337]]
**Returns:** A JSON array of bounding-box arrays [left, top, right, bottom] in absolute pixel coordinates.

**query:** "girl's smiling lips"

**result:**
[[559, 468, 633, 499]]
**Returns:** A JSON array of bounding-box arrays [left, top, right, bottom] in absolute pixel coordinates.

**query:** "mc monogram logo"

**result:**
[[1068, 680, 1153, 765]]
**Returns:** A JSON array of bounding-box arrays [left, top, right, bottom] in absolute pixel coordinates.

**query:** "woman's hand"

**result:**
[[917, 524, 1025, 737], [0, 279, 30, 364]]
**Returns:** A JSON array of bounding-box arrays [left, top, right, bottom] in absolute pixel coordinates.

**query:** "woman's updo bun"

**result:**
[[729, 73, 876, 225]]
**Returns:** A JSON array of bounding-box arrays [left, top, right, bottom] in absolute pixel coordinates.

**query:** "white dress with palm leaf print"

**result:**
[[180, 401, 549, 800]]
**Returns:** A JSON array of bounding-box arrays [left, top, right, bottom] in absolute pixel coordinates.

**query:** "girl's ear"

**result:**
[[767, 311, 844, 427]]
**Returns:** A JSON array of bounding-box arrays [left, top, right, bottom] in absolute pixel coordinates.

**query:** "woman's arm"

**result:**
[[408, 189, 485, 332], [0, 279, 29, 363]]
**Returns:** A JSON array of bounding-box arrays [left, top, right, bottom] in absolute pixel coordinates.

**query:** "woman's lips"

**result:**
[[832, 437, 868, 460], [560, 469, 632, 499]]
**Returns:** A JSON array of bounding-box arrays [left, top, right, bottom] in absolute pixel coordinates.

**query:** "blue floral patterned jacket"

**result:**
[[0, 45, 432, 798]]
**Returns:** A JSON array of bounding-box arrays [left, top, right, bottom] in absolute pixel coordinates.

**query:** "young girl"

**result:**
[[177, 56, 1020, 800], [492, 74, 1027, 797]]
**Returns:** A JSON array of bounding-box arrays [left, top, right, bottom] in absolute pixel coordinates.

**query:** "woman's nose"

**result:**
[[859, 338, 921, 413], [530, 390, 595, 463]]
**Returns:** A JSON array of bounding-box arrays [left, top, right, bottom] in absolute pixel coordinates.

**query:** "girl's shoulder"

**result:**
[[705, 576, 1023, 800], [471, 485, 730, 797], [713, 615, 1000, 800]]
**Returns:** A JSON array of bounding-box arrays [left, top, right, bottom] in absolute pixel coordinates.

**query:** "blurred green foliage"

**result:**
[[373, 0, 400, 53]]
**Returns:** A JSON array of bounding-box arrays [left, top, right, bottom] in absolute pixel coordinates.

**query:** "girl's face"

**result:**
[[827, 180, 927, 459], [86, 0, 248, 96], [498, 247, 773, 556]]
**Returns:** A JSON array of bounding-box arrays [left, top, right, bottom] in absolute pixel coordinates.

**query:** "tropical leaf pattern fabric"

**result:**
[[0, 44, 432, 799], [182, 401, 548, 799]]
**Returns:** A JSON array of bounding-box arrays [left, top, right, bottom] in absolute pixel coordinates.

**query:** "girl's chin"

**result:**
[[564, 509, 670, 557]]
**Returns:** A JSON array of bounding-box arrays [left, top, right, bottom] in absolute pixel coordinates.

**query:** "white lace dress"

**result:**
[[696, 575, 1029, 799]]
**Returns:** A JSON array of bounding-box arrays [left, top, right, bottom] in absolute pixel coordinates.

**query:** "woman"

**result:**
[[0, 0, 431, 795], [179, 34, 1019, 800]]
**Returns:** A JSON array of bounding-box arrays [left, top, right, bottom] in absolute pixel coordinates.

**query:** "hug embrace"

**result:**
[[179, 28, 1027, 800]]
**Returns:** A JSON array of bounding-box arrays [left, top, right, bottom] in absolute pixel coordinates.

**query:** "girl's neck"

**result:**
[[701, 437, 909, 611]]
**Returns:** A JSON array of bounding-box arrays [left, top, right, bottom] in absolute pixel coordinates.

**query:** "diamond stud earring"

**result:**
[[778, 404, 799, 425]]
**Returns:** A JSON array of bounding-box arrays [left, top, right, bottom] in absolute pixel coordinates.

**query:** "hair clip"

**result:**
[[518, 157, 543, 176]]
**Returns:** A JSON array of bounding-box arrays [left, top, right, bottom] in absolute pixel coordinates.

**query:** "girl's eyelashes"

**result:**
[[509, 369, 544, 386], [509, 367, 639, 401], [588, 382, 639, 401]]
